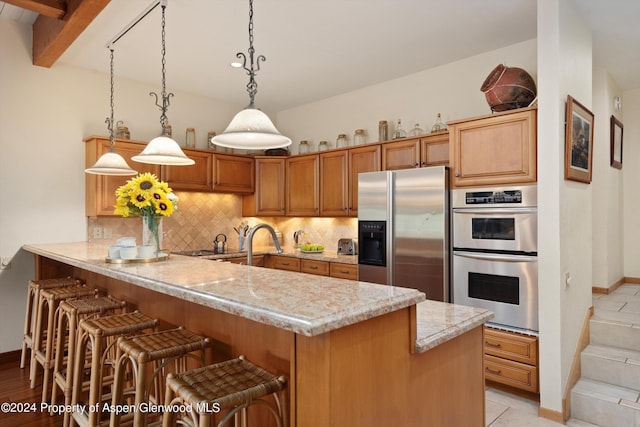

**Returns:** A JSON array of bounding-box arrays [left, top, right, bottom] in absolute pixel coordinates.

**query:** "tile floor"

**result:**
[[486, 387, 599, 426], [487, 283, 640, 426]]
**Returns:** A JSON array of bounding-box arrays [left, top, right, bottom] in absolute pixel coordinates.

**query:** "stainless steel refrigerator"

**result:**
[[357, 166, 450, 302]]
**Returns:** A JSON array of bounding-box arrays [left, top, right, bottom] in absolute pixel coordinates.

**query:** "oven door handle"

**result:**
[[452, 207, 537, 215], [453, 251, 537, 263]]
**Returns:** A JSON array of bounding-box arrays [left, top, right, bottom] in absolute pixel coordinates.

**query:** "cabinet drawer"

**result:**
[[301, 259, 330, 276], [329, 263, 358, 280], [484, 354, 538, 393], [484, 327, 538, 366], [226, 256, 264, 267], [272, 256, 301, 272]]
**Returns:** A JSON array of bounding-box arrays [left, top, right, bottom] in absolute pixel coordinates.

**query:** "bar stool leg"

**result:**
[[20, 285, 35, 370]]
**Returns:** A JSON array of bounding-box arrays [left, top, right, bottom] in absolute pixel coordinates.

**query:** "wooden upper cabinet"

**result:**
[[286, 154, 319, 216], [242, 157, 286, 216], [382, 133, 449, 171], [420, 132, 449, 167], [85, 136, 160, 217], [162, 149, 212, 191], [320, 150, 349, 217], [448, 107, 537, 188], [348, 144, 381, 216], [212, 153, 255, 193], [382, 138, 421, 170]]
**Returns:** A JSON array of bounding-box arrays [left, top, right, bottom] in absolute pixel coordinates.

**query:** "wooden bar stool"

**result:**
[[50, 296, 128, 416], [70, 311, 159, 427], [30, 285, 98, 403], [21, 277, 81, 375], [110, 327, 212, 427], [162, 356, 288, 427]]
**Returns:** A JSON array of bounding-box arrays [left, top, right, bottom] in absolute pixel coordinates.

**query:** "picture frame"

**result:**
[[564, 95, 594, 183], [610, 115, 623, 169]]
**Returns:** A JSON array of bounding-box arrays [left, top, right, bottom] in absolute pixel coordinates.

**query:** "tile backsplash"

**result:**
[[89, 192, 357, 253]]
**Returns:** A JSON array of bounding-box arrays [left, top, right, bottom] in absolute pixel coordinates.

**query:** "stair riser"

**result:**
[[571, 391, 638, 427], [590, 320, 640, 352], [581, 353, 640, 391]]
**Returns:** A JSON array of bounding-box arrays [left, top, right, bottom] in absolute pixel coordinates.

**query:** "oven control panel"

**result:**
[[465, 190, 522, 205]]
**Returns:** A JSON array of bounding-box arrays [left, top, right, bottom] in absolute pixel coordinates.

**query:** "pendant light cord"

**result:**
[[149, 4, 174, 135], [106, 48, 116, 152], [236, 0, 265, 108]]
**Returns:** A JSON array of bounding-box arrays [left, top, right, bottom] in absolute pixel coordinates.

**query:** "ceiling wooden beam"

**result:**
[[2, 0, 65, 18], [32, 0, 111, 68]]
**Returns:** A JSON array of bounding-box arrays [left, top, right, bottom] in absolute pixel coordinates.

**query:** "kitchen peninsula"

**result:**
[[23, 241, 492, 426]]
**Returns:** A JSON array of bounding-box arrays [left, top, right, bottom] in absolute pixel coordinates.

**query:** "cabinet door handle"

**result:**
[[455, 172, 460, 177], [485, 367, 502, 375], [281, 262, 290, 266], [412, 162, 419, 167], [485, 341, 502, 348], [310, 265, 318, 270], [339, 270, 349, 274]]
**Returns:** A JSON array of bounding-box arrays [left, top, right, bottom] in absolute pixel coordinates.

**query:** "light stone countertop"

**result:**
[[22, 241, 492, 349]]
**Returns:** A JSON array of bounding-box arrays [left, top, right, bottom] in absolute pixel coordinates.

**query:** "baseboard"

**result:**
[[560, 305, 594, 422], [625, 276, 640, 284], [592, 276, 629, 294], [0, 349, 21, 365], [486, 380, 539, 403], [539, 406, 565, 423]]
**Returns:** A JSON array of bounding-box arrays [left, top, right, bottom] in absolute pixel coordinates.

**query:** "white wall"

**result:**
[[592, 69, 624, 287], [277, 40, 537, 149], [0, 17, 241, 353], [623, 88, 640, 278]]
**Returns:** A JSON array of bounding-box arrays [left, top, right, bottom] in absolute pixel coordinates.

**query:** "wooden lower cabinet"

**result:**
[[265, 255, 358, 280], [484, 326, 539, 393], [329, 263, 358, 280], [268, 255, 301, 272], [301, 259, 330, 276], [225, 255, 265, 267]]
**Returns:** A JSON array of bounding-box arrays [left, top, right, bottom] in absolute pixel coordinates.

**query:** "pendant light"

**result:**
[[211, 0, 291, 150], [85, 49, 138, 176], [132, 1, 194, 166]]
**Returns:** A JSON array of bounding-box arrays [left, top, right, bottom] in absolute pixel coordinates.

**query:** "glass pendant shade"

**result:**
[[211, 108, 292, 150], [131, 135, 195, 165], [85, 151, 138, 175]]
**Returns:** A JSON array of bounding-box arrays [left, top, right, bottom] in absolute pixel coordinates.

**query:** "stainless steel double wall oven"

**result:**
[[452, 185, 538, 333]]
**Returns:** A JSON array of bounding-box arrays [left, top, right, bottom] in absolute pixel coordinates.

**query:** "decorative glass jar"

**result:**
[[354, 129, 367, 145], [299, 140, 310, 154], [378, 120, 388, 141], [318, 141, 330, 151], [336, 134, 349, 148]]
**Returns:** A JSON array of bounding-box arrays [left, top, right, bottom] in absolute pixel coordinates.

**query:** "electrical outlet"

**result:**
[[92, 227, 102, 239], [0, 257, 11, 270], [103, 227, 113, 239]]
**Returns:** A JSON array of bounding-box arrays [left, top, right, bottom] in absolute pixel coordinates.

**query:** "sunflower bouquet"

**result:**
[[114, 173, 178, 254]]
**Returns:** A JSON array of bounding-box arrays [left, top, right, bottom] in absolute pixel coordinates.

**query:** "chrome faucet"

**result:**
[[247, 223, 283, 266]]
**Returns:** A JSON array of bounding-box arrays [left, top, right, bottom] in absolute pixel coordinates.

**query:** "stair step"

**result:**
[[581, 344, 640, 390], [590, 309, 640, 352], [571, 378, 640, 427]]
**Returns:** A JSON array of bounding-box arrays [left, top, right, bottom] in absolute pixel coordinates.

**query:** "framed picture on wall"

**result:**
[[564, 95, 594, 183], [610, 115, 623, 169]]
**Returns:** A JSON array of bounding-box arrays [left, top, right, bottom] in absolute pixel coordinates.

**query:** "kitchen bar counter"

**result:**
[[23, 241, 492, 426], [22, 242, 420, 336]]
